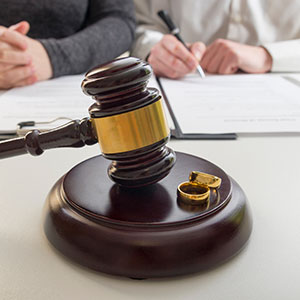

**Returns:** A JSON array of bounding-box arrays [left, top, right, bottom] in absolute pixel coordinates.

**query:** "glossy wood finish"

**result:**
[[106, 139, 175, 187], [0, 118, 97, 159], [82, 57, 176, 187], [82, 57, 156, 116], [43, 152, 252, 278], [0, 58, 175, 187]]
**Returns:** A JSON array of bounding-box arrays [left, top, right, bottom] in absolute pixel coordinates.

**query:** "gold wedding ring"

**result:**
[[189, 171, 222, 189], [177, 196, 210, 212], [177, 182, 210, 205], [177, 171, 222, 206]]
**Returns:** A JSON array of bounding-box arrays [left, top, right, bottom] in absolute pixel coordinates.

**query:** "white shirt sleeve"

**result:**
[[131, 27, 164, 60], [131, 0, 300, 72], [130, 0, 167, 60], [263, 39, 300, 72]]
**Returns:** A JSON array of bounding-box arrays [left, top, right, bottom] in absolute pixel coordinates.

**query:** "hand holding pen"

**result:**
[[158, 10, 205, 78], [146, 10, 206, 79]]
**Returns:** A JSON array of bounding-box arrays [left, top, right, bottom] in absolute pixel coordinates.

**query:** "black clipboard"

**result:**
[[156, 77, 237, 140]]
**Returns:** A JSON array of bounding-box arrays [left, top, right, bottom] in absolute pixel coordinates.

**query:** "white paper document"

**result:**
[[0, 74, 173, 138], [1, 73, 299, 137], [159, 74, 300, 134], [0, 75, 93, 134]]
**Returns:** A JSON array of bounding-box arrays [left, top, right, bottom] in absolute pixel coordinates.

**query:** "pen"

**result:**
[[157, 10, 205, 79]]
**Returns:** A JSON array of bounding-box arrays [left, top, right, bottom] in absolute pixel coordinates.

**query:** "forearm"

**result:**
[[263, 39, 300, 72], [40, 16, 135, 78]]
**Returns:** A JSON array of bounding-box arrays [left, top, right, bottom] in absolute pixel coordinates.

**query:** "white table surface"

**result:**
[[1, 135, 300, 300]]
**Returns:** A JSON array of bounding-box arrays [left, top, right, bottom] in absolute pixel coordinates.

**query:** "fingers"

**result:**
[[0, 64, 36, 89], [0, 62, 16, 72], [218, 52, 239, 74], [201, 40, 224, 73], [190, 42, 206, 61], [149, 36, 270, 76], [201, 46, 222, 73], [9, 21, 30, 35], [0, 25, 31, 68], [0, 26, 28, 50], [201, 39, 239, 74], [148, 34, 200, 78], [148, 36, 251, 77], [161, 35, 199, 70], [202, 39, 271, 74], [0, 48, 31, 65], [14, 74, 37, 88], [150, 55, 184, 79], [149, 43, 191, 78]]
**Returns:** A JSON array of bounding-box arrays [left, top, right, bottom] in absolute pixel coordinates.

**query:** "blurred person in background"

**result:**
[[0, 0, 135, 89], [131, 0, 300, 79]]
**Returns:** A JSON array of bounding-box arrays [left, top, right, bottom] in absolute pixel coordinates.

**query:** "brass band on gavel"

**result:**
[[91, 99, 169, 154], [82, 57, 176, 187], [0, 57, 175, 187]]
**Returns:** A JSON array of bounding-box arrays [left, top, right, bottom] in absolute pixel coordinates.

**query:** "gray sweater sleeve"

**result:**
[[39, 0, 135, 78]]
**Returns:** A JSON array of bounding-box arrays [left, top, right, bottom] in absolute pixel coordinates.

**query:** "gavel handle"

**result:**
[[0, 118, 98, 159]]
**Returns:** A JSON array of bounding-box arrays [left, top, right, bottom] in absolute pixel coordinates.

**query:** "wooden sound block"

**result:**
[[43, 152, 252, 278]]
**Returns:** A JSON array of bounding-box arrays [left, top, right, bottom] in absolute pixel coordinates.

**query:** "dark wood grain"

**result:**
[[0, 118, 97, 159], [43, 152, 252, 278], [82, 57, 176, 187]]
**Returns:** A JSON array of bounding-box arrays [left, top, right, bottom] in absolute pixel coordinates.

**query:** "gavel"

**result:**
[[0, 57, 252, 278], [0, 57, 176, 187]]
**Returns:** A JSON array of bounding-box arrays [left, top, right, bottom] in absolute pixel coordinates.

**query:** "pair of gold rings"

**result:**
[[177, 171, 222, 206]]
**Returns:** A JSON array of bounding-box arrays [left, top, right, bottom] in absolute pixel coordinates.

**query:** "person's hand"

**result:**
[[0, 23, 35, 89], [0, 21, 52, 89], [24, 35, 53, 82], [201, 39, 272, 74], [9, 21, 30, 35], [148, 34, 206, 79]]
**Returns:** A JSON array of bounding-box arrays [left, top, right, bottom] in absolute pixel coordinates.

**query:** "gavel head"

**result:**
[[81, 57, 176, 188]]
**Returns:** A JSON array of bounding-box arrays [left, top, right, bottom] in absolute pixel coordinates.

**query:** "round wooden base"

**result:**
[[43, 152, 252, 278]]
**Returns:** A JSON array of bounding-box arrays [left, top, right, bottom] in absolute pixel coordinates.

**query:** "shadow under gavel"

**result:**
[[0, 57, 176, 187], [0, 57, 253, 279]]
